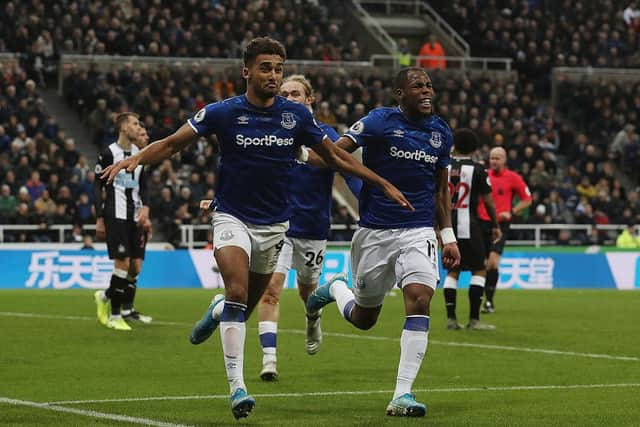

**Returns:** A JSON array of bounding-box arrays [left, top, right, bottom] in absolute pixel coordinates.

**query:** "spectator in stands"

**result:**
[[47, 173, 60, 199], [610, 124, 636, 161], [68, 224, 84, 244], [556, 229, 573, 246], [51, 203, 72, 227], [62, 138, 80, 167], [616, 223, 640, 248], [396, 38, 412, 67], [316, 101, 337, 125], [417, 33, 446, 70], [622, 132, 640, 175], [576, 177, 597, 199], [81, 233, 95, 250], [153, 186, 176, 237], [31, 202, 51, 242], [88, 99, 110, 146], [585, 227, 606, 246], [0, 126, 10, 152], [623, 2, 640, 31], [26, 171, 45, 200], [11, 202, 31, 242], [16, 186, 32, 208], [75, 192, 95, 225], [0, 184, 16, 222], [56, 185, 75, 218], [34, 189, 56, 218]]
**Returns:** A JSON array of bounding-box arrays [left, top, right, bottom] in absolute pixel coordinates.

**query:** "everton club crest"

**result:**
[[281, 112, 296, 130], [429, 131, 442, 148]]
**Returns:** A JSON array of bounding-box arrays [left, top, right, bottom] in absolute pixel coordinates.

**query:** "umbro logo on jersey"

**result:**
[[429, 131, 443, 148], [349, 120, 364, 135], [237, 115, 249, 125], [194, 108, 206, 123], [393, 129, 405, 138], [281, 112, 296, 129]]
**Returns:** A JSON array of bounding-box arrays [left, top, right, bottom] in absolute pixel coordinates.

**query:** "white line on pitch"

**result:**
[[45, 383, 640, 405], [0, 397, 192, 427], [0, 311, 186, 326], [1, 311, 638, 362]]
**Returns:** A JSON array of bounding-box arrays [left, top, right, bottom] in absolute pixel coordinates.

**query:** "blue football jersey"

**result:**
[[188, 95, 326, 225], [344, 107, 452, 229], [287, 123, 361, 240]]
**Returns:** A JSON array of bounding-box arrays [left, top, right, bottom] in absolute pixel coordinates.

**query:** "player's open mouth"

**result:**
[[420, 98, 432, 108]]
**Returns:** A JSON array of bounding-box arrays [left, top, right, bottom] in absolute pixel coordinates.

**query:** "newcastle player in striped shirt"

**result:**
[[443, 128, 501, 330], [94, 112, 153, 331]]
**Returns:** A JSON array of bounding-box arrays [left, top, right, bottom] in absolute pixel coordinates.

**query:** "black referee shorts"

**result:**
[[480, 220, 509, 255], [104, 218, 147, 260], [455, 221, 486, 271]]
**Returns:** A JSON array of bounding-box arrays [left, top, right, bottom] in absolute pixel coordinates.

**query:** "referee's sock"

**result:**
[[109, 269, 129, 316], [485, 269, 498, 304]]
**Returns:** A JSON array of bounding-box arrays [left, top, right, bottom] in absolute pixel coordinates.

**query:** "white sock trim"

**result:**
[[113, 268, 128, 279], [258, 321, 278, 335], [443, 276, 458, 289], [470, 275, 486, 287]]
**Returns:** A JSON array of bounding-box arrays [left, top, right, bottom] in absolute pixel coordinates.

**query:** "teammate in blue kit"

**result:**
[[256, 75, 362, 381], [306, 67, 461, 417], [100, 37, 411, 420]]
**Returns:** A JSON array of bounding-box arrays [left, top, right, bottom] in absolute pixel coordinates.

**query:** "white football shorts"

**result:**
[[274, 236, 327, 285], [351, 226, 439, 308], [211, 212, 288, 275]]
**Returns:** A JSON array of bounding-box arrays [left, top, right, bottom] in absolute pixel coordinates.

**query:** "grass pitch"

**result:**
[[1, 289, 639, 426]]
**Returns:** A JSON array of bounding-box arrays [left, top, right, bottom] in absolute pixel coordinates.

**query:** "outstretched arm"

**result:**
[[435, 168, 460, 269], [101, 124, 198, 184], [312, 136, 414, 211], [304, 136, 359, 168]]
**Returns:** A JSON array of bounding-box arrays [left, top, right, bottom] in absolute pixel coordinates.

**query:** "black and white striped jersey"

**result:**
[[447, 157, 491, 239], [94, 142, 147, 222]]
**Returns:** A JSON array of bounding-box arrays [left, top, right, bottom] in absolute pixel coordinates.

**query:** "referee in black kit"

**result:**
[[93, 112, 153, 331]]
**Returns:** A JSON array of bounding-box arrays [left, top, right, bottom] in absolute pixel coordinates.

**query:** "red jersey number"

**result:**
[[448, 182, 470, 209]]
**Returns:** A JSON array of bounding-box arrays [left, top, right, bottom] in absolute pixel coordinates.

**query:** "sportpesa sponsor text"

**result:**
[[236, 134, 294, 148], [389, 146, 438, 163]]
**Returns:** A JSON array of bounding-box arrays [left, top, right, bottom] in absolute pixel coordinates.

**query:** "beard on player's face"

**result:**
[[249, 73, 281, 99]]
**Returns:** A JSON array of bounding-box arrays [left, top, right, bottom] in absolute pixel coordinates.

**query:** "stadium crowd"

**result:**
[[437, 0, 640, 78], [1, 0, 639, 246], [0, 0, 360, 87]]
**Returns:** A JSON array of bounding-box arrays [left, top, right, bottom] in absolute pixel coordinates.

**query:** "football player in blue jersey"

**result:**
[[306, 67, 461, 418], [100, 37, 412, 420], [256, 74, 362, 381]]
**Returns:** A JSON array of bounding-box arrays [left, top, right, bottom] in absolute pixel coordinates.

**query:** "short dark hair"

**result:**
[[243, 37, 286, 67], [115, 112, 139, 131], [453, 128, 479, 154], [393, 67, 428, 91]]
